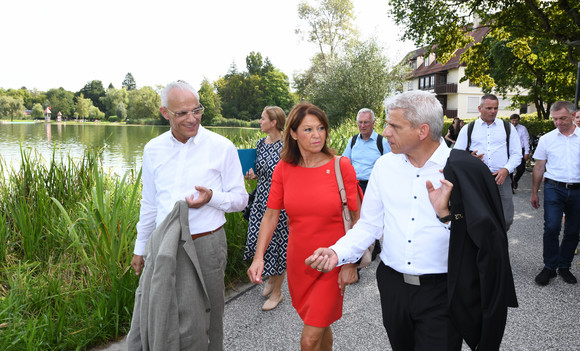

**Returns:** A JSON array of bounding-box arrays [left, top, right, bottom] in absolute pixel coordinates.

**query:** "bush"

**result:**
[[108, 115, 120, 122]]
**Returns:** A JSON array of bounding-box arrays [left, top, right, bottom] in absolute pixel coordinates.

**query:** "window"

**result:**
[[469, 80, 478, 87], [467, 97, 480, 113], [408, 81, 413, 90], [439, 74, 447, 85], [425, 55, 430, 66], [410, 59, 417, 69]]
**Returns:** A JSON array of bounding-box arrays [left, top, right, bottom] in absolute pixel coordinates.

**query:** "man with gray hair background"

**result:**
[[342, 108, 391, 262]]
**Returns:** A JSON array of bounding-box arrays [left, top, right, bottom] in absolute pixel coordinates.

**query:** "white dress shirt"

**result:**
[[533, 126, 580, 183], [454, 118, 522, 173], [514, 124, 530, 155], [331, 140, 451, 275], [134, 126, 248, 255]]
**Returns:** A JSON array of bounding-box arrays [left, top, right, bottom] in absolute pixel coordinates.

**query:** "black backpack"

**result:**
[[351, 134, 385, 155], [465, 119, 511, 159]]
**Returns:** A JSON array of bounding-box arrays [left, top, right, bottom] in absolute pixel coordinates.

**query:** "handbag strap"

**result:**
[[334, 156, 353, 227]]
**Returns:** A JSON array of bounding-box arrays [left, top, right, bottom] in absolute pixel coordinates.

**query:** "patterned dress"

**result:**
[[243, 137, 289, 276]]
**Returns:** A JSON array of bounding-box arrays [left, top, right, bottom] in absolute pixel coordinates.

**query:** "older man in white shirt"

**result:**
[[509, 113, 530, 191], [130, 80, 248, 350]]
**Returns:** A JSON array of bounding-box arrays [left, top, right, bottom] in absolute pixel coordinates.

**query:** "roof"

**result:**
[[407, 26, 490, 78]]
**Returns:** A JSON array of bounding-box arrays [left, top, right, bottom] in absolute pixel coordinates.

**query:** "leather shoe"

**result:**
[[262, 294, 283, 311], [535, 268, 557, 286], [261, 280, 274, 297], [558, 268, 577, 284]]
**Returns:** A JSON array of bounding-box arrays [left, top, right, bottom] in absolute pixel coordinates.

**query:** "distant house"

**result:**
[[44, 107, 51, 122], [401, 26, 535, 120]]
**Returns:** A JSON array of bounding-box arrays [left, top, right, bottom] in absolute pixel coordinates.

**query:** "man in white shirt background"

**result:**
[[530, 100, 580, 286], [509, 113, 530, 192], [454, 94, 522, 231], [130, 80, 248, 349]]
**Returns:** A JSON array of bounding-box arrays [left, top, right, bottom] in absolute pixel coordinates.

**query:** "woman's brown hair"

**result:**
[[263, 106, 286, 132], [281, 102, 334, 165]]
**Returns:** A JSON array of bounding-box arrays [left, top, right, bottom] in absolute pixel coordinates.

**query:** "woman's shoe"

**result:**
[[262, 294, 283, 311], [261, 280, 274, 297]]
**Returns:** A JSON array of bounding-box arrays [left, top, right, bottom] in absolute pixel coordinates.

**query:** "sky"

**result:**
[[0, 0, 417, 93]]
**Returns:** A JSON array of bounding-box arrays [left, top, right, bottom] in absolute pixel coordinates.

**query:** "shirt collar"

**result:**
[[168, 125, 206, 146], [359, 130, 378, 141], [399, 138, 450, 168], [477, 117, 500, 126]]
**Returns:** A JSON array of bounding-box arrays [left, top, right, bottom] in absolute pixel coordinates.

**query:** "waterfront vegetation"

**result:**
[[0, 113, 554, 350]]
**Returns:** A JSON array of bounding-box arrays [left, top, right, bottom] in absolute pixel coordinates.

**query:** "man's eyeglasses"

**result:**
[[166, 104, 205, 118]]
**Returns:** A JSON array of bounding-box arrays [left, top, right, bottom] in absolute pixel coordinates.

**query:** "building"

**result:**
[[401, 26, 535, 119]]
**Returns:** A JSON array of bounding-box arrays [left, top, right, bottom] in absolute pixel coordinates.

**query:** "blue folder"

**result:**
[[237, 148, 257, 175]]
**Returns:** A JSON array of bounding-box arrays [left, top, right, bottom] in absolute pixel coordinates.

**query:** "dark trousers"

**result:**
[[542, 181, 580, 270], [513, 148, 526, 183], [376, 262, 462, 351]]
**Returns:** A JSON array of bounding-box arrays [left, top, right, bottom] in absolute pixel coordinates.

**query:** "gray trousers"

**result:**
[[497, 177, 514, 231]]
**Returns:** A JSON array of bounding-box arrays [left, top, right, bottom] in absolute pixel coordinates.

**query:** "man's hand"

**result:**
[[492, 168, 509, 185], [131, 254, 144, 275], [186, 186, 213, 208], [338, 264, 358, 296], [530, 193, 540, 209], [470, 150, 485, 161], [305, 248, 338, 273], [426, 174, 453, 219]]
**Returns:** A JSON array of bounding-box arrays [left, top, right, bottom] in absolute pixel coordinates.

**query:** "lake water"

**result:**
[[0, 122, 258, 176]]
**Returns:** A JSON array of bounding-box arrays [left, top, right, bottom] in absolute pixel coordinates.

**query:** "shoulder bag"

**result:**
[[334, 156, 374, 269]]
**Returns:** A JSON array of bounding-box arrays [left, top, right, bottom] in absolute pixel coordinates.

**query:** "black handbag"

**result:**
[[243, 188, 256, 220]]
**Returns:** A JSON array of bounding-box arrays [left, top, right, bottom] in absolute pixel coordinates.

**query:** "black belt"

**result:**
[[545, 178, 580, 190], [385, 264, 447, 286]]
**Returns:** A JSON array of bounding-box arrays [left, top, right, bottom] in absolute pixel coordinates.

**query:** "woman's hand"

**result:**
[[338, 263, 358, 296], [245, 168, 257, 180], [247, 257, 265, 284]]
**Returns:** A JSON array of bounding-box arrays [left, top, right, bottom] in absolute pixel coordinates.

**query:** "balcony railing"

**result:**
[[435, 83, 458, 94], [444, 109, 458, 119]]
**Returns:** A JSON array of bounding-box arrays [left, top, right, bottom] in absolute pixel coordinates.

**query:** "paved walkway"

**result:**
[[96, 170, 580, 350]]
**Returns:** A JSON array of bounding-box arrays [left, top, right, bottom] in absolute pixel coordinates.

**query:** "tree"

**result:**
[[77, 80, 106, 113], [0, 96, 24, 121], [100, 87, 129, 118], [126, 86, 161, 121], [45, 88, 75, 119], [296, 0, 357, 69], [116, 101, 127, 121], [31, 103, 44, 119], [310, 39, 399, 125], [75, 94, 93, 119], [122, 72, 137, 91], [198, 78, 222, 125], [388, 0, 580, 118], [216, 54, 295, 120]]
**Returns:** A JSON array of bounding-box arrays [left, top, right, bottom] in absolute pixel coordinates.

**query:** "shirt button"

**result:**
[[414, 196, 417, 199], [407, 262, 411, 265], [411, 218, 415, 221], [416, 174, 420, 177], [206, 308, 211, 313], [408, 240, 412, 243]]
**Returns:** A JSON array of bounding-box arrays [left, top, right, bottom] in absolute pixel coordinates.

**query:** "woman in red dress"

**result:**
[[247, 102, 361, 350]]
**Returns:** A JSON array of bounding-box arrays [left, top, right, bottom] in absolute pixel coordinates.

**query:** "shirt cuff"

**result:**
[[134, 239, 147, 256], [329, 244, 361, 267]]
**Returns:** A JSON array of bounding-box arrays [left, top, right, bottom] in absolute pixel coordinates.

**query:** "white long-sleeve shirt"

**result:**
[[331, 141, 451, 275], [134, 126, 248, 255], [514, 123, 530, 155], [454, 118, 522, 174]]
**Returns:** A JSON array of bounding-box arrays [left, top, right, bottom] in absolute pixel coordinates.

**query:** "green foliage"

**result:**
[[77, 80, 106, 113], [126, 86, 161, 121], [109, 115, 120, 122], [199, 78, 222, 125], [296, 0, 357, 66], [101, 87, 129, 118], [122, 72, 137, 91], [215, 53, 295, 120], [388, 0, 580, 118], [75, 93, 93, 118], [0, 95, 24, 120], [46, 88, 75, 119], [310, 39, 399, 125], [31, 103, 44, 119], [116, 101, 127, 121]]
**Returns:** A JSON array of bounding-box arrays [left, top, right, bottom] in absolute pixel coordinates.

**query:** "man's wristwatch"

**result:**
[[436, 213, 453, 223]]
